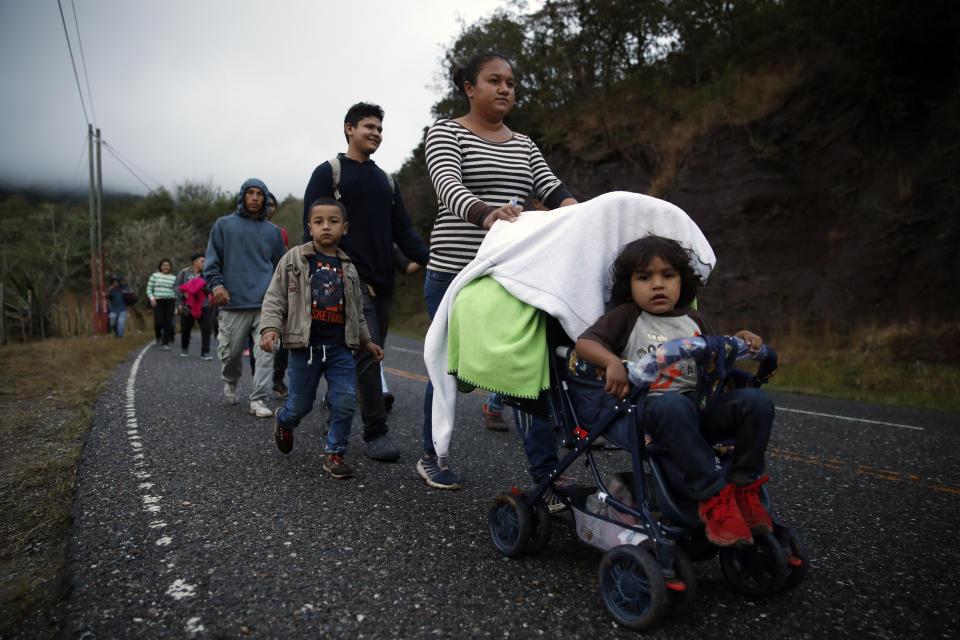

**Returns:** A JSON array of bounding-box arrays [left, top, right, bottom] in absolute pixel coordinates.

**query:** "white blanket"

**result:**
[[423, 191, 716, 463]]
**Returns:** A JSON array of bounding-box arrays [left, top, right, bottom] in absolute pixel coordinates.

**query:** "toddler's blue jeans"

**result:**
[[642, 388, 774, 502]]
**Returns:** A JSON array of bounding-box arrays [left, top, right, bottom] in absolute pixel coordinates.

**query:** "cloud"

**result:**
[[0, 0, 515, 199]]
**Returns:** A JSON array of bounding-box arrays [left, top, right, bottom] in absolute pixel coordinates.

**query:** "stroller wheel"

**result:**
[[526, 498, 552, 554], [598, 545, 667, 630], [719, 532, 788, 597], [776, 526, 809, 590], [667, 547, 698, 613], [488, 491, 532, 557]]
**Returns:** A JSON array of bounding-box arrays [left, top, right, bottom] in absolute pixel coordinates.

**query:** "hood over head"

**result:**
[[236, 178, 270, 219]]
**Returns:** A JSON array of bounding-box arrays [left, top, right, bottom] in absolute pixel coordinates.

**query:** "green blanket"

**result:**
[[446, 276, 549, 399]]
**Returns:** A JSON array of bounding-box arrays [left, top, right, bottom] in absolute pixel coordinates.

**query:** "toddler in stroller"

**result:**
[[486, 235, 807, 630]]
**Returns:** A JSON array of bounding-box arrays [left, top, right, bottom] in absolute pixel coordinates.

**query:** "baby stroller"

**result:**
[[486, 331, 808, 631]]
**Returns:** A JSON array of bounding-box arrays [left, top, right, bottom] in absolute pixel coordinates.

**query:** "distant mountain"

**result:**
[[0, 183, 143, 206]]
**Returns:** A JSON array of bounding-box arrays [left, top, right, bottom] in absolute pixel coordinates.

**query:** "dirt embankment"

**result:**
[[548, 62, 960, 335]]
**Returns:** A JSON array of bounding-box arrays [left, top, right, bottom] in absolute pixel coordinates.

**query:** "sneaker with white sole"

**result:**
[[223, 382, 239, 405], [416, 455, 461, 490], [323, 452, 354, 479], [250, 399, 272, 418], [541, 474, 579, 513]]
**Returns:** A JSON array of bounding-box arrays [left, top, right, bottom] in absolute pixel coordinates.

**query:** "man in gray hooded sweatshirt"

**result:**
[[204, 178, 286, 416]]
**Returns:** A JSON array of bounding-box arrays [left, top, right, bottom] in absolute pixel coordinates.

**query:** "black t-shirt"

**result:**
[[308, 254, 346, 346]]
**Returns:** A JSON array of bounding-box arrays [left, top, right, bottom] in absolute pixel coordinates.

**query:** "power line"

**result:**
[[102, 140, 162, 192], [70, 0, 97, 126], [57, 0, 89, 125], [69, 133, 90, 192]]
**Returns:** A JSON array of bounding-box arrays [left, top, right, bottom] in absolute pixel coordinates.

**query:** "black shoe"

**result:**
[[365, 434, 399, 461], [383, 392, 395, 412], [273, 409, 293, 454], [323, 452, 354, 479], [273, 381, 289, 398]]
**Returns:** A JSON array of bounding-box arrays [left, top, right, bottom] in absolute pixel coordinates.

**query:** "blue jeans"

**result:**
[[108, 309, 127, 337], [278, 344, 356, 455], [422, 269, 455, 454], [421, 269, 560, 479], [642, 388, 774, 501], [514, 409, 560, 481], [487, 392, 505, 412]]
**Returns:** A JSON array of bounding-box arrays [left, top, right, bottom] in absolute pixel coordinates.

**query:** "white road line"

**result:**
[[383, 351, 926, 432], [778, 406, 924, 431], [124, 342, 200, 619]]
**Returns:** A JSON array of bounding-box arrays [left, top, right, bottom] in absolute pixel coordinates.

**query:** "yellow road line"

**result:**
[[767, 447, 956, 496], [383, 367, 490, 395]]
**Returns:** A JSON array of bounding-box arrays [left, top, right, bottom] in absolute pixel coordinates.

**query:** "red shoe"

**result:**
[[735, 475, 774, 534], [699, 484, 754, 547], [482, 403, 508, 431]]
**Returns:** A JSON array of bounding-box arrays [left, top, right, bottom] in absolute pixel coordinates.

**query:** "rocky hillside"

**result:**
[[544, 58, 959, 335]]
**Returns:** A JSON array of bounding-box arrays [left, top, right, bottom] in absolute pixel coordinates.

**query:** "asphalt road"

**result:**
[[64, 334, 960, 639]]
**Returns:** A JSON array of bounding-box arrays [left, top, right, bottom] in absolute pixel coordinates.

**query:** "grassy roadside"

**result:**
[[1, 317, 957, 638], [767, 322, 960, 413], [0, 331, 147, 639]]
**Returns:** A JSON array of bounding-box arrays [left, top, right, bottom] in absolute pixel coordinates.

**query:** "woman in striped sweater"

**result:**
[[146, 258, 177, 349], [418, 51, 577, 491]]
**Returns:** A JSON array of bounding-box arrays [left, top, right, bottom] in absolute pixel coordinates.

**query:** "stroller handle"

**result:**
[[626, 336, 778, 390]]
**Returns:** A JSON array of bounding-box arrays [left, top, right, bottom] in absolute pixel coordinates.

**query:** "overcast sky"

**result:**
[[0, 0, 522, 200]]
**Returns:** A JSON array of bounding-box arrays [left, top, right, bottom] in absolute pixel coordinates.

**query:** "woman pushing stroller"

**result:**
[[575, 235, 775, 547]]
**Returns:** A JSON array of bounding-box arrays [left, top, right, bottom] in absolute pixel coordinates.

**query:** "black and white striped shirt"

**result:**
[[425, 119, 570, 274]]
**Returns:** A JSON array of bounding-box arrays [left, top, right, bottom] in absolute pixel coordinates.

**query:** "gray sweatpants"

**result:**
[[217, 308, 274, 402]]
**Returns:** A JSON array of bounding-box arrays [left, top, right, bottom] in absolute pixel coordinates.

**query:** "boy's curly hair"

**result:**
[[610, 235, 703, 308]]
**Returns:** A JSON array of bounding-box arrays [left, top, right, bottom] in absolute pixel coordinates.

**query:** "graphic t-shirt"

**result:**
[[578, 303, 712, 397], [308, 254, 346, 346], [623, 312, 701, 396]]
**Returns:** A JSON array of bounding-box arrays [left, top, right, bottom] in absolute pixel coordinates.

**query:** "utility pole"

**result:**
[[88, 124, 98, 334], [95, 128, 106, 333]]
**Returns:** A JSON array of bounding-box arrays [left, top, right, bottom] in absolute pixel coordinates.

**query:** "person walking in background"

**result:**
[[147, 258, 177, 350], [175, 252, 213, 359], [106, 275, 134, 338], [266, 192, 290, 397], [418, 51, 577, 490], [204, 178, 286, 418], [302, 102, 429, 462]]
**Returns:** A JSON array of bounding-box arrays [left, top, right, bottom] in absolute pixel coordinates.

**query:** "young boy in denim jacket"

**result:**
[[260, 197, 383, 478]]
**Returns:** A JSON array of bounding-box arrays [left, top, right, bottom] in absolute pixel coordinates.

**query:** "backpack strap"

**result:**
[[330, 155, 396, 202], [329, 156, 342, 200]]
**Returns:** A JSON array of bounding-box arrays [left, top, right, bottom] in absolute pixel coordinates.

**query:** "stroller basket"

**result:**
[[572, 506, 649, 551]]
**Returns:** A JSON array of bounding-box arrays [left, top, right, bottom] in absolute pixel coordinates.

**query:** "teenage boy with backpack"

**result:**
[[302, 102, 429, 462]]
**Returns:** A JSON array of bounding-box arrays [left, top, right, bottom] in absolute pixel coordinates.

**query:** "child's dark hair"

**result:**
[[610, 235, 702, 308], [343, 102, 384, 142], [190, 252, 204, 262], [452, 52, 516, 108], [157, 258, 171, 270], [308, 197, 348, 221]]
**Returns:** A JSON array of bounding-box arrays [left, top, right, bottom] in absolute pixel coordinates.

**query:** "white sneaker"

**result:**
[[249, 399, 272, 418], [223, 382, 239, 405]]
